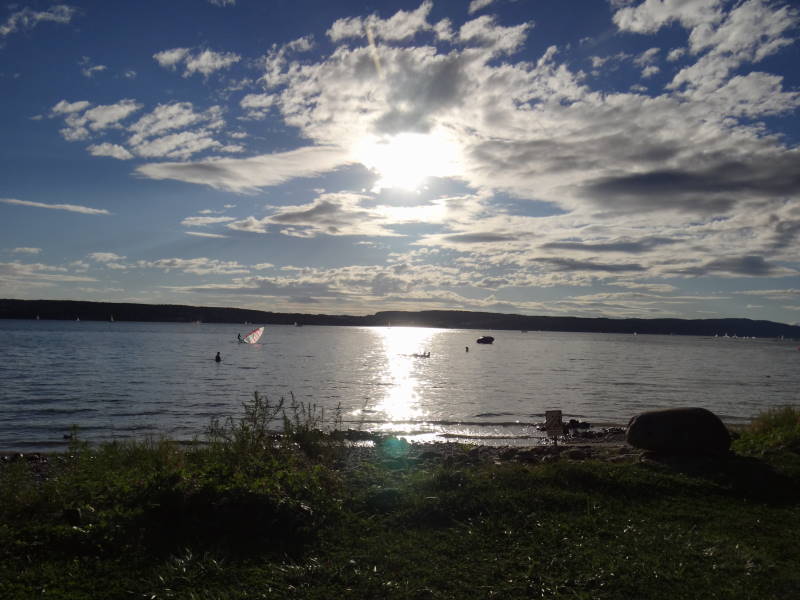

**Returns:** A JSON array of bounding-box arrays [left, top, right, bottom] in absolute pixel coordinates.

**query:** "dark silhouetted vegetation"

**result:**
[[3, 298, 800, 337]]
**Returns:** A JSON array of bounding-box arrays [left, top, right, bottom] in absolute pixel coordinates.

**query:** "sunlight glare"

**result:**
[[372, 327, 438, 423], [355, 130, 463, 191]]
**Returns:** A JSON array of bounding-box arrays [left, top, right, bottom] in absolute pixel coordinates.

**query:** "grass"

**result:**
[[2, 401, 800, 599]]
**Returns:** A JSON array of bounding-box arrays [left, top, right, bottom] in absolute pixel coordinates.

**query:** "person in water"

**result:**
[[215, 352, 221, 362], [237, 333, 243, 342]]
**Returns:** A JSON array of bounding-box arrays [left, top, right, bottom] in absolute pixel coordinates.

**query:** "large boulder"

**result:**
[[626, 407, 731, 455]]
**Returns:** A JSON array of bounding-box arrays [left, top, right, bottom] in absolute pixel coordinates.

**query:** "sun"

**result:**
[[354, 129, 463, 191]]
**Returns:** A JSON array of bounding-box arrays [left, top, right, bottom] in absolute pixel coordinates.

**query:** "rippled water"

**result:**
[[1, 320, 798, 451]]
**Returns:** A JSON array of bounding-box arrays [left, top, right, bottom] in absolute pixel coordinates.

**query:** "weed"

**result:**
[[733, 405, 800, 455]]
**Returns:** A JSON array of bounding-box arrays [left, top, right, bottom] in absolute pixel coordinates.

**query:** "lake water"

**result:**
[[1, 320, 798, 451]]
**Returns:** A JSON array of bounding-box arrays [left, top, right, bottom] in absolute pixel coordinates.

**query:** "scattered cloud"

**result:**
[[53, 98, 142, 141], [0, 4, 76, 38], [137, 257, 249, 275], [136, 146, 353, 192], [87, 143, 133, 159], [180, 215, 236, 227], [79, 56, 106, 78], [468, 0, 495, 15], [154, 47, 241, 78], [1, 198, 110, 215], [186, 231, 229, 238]]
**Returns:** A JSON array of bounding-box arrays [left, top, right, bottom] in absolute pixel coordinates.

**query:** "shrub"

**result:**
[[732, 406, 800, 455]]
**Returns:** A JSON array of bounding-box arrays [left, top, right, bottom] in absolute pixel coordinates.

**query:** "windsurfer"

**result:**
[[237, 333, 243, 343]]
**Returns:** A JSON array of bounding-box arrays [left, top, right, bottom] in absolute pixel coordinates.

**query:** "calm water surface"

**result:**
[[1, 320, 798, 451]]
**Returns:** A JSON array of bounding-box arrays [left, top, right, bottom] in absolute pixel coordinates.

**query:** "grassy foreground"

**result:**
[[2, 399, 800, 600]]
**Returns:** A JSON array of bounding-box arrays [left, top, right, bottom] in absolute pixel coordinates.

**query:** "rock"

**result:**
[[563, 448, 588, 460], [626, 407, 731, 456]]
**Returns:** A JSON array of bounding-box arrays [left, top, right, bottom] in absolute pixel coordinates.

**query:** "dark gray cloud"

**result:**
[[536, 257, 646, 272], [582, 154, 800, 214], [542, 236, 677, 254], [269, 200, 366, 227], [674, 255, 782, 277], [370, 272, 411, 296], [442, 232, 520, 243], [375, 53, 470, 135], [767, 216, 800, 251]]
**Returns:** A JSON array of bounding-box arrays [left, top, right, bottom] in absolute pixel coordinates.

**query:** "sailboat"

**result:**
[[239, 326, 264, 344]]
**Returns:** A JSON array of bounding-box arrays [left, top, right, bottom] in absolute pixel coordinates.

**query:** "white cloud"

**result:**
[[132, 129, 224, 160], [87, 252, 127, 270], [618, 0, 799, 99], [0, 261, 97, 286], [79, 57, 107, 78], [208, 0, 235, 6], [180, 216, 236, 227], [51, 100, 91, 114], [89, 252, 126, 262], [240, 93, 275, 119], [613, 0, 725, 34], [185, 231, 229, 238], [55, 99, 142, 141], [458, 15, 531, 55], [154, 47, 240, 78], [11, 247, 41, 255], [686, 0, 797, 60], [136, 146, 353, 192], [468, 0, 495, 15], [634, 47, 660, 65], [641, 65, 660, 78], [0, 4, 76, 37], [87, 143, 134, 160], [128, 102, 223, 146], [1, 197, 110, 215], [327, 1, 434, 42], [666, 47, 686, 61], [137, 257, 249, 275], [184, 49, 241, 77], [153, 47, 190, 69]]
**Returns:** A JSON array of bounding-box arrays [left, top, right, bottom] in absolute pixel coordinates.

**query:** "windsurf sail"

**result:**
[[241, 326, 264, 344]]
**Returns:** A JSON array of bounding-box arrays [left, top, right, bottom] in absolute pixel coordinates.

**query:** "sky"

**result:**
[[1, 0, 799, 324]]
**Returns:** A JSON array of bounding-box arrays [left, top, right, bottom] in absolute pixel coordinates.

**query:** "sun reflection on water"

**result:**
[[370, 327, 439, 426]]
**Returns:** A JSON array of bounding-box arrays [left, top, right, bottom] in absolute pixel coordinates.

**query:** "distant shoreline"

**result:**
[[3, 298, 799, 338]]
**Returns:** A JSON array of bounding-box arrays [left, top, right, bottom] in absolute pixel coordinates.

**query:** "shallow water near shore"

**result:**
[[1, 319, 798, 451]]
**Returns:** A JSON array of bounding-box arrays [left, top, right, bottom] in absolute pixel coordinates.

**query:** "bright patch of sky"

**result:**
[[1, 0, 799, 323]]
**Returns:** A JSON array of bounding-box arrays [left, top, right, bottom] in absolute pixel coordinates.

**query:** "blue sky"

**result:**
[[2, 0, 799, 324]]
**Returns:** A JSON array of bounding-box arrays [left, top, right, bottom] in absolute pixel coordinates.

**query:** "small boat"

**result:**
[[476, 336, 494, 344]]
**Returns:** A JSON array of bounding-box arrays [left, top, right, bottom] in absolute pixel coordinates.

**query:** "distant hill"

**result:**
[[2, 299, 799, 339]]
